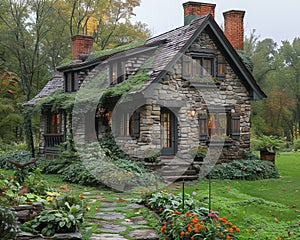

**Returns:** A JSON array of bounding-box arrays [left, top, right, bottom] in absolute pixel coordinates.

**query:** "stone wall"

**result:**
[[114, 30, 251, 163]]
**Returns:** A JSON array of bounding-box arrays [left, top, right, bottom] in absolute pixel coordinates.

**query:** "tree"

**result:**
[[0, 0, 151, 151], [61, 0, 150, 49]]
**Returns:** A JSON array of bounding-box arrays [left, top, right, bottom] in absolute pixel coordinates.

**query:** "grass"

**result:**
[[1, 152, 299, 239], [169, 152, 300, 239]]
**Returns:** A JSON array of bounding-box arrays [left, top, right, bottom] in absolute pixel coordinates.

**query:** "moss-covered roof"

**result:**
[[86, 40, 146, 62]]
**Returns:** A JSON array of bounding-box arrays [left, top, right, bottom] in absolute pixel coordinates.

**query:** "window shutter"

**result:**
[[182, 55, 192, 80], [231, 114, 240, 140], [199, 114, 208, 141], [133, 111, 140, 139]]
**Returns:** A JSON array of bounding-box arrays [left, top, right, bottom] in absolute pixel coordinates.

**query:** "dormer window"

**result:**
[[65, 72, 78, 92], [110, 61, 125, 85]]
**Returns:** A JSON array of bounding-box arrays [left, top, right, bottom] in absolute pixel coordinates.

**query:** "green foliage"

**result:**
[[102, 67, 151, 98], [40, 131, 157, 189], [189, 145, 208, 158], [0, 207, 18, 240], [207, 160, 280, 180], [32, 90, 76, 114], [21, 199, 85, 236], [293, 139, 300, 151], [0, 175, 23, 206], [0, 151, 33, 170], [142, 190, 240, 240], [86, 40, 145, 62], [24, 168, 50, 195], [144, 148, 161, 163], [251, 135, 283, 153], [237, 50, 254, 72], [144, 191, 199, 215]]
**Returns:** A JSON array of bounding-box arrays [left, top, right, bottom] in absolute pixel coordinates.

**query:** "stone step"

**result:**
[[160, 169, 197, 176], [164, 174, 198, 182]]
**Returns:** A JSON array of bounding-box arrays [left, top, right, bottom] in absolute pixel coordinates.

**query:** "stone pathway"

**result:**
[[83, 193, 159, 240]]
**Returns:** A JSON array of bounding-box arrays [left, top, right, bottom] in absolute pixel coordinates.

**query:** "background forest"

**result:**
[[0, 0, 300, 152]]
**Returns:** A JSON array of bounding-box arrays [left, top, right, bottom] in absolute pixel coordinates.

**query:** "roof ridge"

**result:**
[[146, 14, 208, 43]]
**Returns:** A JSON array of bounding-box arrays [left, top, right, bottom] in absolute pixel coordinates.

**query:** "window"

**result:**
[[182, 54, 226, 82], [199, 107, 240, 142], [216, 55, 226, 80], [65, 72, 78, 92], [115, 110, 140, 139], [110, 61, 125, 85], [47, 113, 61, 133]]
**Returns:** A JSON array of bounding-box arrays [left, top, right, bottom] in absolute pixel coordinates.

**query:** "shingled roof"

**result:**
[[24, 13, 265, 106], [23, 73, 63, 106]]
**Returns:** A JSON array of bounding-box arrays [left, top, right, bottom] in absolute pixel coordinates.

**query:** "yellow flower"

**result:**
[[46, 196, 54, 202]]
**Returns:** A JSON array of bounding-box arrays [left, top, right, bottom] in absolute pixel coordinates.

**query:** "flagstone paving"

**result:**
[[83, 192, 159, 240]]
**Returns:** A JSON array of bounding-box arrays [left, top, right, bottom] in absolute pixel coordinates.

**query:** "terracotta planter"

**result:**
[[260, 150, 276, 163]]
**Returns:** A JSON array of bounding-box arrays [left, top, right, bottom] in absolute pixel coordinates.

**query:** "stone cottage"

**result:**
[[25, 1, 266, 179]]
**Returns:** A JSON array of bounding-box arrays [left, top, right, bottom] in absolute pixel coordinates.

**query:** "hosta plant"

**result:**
[[0, 207, 18, 240]]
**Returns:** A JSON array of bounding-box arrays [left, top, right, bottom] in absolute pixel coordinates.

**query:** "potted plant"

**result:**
[[189, 145, 208, 161], [144, 148, 161, 164], [256, 135, 283, 163]]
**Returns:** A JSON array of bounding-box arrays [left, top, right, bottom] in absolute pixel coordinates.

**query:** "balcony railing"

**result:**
[[43, 133, 64, 155]]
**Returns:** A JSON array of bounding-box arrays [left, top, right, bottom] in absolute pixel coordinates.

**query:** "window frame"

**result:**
[[64, 72, 78, 92], [115, 110, 140, 139], [110, 61, 125, 85], [198, 106, 240, 145], [46, 112, 62, 134], [182, 53, 226, 82]]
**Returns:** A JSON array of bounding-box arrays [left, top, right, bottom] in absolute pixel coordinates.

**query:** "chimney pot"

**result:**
[[71, 35, 94, 61], [223, 10, 245, 50], [183, 1, 216, 25]]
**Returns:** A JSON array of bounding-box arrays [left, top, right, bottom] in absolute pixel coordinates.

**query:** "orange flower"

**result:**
[[188, 226, 193, 232], [199, 225, 206, 231], [180, 231, 185, 238], [79, 193, 83, 198], [160, 226, 166, 232], [227, 236, 232, 240], [228, 228, 234, 233], [186, 212, 192, 217], [218, 232, 223, 237], [236, 227, 240, 232]]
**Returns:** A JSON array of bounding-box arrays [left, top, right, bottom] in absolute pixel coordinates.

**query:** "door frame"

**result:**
[[160, 107, 178, 156]]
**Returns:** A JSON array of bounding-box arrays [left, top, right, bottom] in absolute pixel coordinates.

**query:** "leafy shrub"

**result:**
[[59, 162, 101, 186], [144, 191, 199, 214], [21, 201, 85, 236], [161, 210, 240, 240], [207, 160, 280, 180], [251, 135, 283, 153], [0, 151, 33, 170], [0, 207, 18, 240], [293, 139, 300, 151], [40, 132, 157, 189], [24, 168, 51, 195], [142, 190, 240, 240]]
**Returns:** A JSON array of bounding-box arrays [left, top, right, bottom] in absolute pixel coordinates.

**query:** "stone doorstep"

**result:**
[[127, 229, 159, 240], [90, 233, 128, 240], [16, 231, 82, 240]]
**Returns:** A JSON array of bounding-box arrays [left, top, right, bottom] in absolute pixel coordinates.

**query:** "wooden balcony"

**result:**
[[43, 133, 65, 156]]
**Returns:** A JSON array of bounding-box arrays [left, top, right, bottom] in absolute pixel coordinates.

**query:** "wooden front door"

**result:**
[[160, 108, 177, 156]]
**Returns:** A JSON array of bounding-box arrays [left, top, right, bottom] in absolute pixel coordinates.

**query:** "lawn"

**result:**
[[1, 152, 299, 239], [169, 152, 300, 239]]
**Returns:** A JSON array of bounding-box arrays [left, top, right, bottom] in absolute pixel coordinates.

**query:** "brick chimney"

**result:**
[[223, 10, 245, 50], [71, 35, 94, 61], [183, 1, 216, 25]]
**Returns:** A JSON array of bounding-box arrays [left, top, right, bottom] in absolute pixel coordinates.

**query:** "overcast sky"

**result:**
[[132, 0, 300, 44]]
